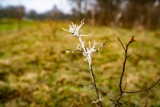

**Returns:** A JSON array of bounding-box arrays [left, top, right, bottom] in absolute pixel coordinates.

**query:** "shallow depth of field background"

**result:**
[[0, 0, 160, 107]]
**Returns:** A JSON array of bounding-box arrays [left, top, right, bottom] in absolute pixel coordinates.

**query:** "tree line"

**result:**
[[0, 0, 160, 29], [70, 0, 160, 29], [0, 5, 69, 20]]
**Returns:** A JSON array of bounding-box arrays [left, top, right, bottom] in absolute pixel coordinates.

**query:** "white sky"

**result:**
[[0, 0, 72, 14]]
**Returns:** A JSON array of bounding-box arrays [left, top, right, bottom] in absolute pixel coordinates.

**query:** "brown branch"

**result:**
[[89, 40, 108, 107], [115, 36, 134, 107], [117, 38, 125, 51], [89, 40, 107, 107], [144, 86, 159, 107], [117, 36, 135, 94], [95, 40, 107, 52], [124, 79, 160, 93], [89, 64, 103, 107], [115, 36, 160, 107]]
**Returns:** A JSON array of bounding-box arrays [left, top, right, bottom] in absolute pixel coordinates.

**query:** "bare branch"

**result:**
[[117, 37, 125, 51], [144, 86, 160, 107], [124, 79, 160, 94], [115, 36, 135, 107], [89, 64, 103, 107], [95, 40, 107, 52], [115, 36, 160, 107]]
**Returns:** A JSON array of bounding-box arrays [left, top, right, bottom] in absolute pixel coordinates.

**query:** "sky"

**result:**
[[0, 0, 72, 14]]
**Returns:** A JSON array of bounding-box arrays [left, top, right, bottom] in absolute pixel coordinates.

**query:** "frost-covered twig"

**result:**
[[63, 20, 106, 107]]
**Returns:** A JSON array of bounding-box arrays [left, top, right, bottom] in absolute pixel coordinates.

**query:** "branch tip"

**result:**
[[129, 36, 135, 44]]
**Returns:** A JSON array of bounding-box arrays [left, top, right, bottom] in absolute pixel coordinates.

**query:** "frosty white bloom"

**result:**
[[63, 19, 98, 68], [63, 19, 84, 38], [83, 40, 97, 67]]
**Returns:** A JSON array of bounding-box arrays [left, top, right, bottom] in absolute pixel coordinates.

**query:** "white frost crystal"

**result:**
[[63, 20, 98, 67]]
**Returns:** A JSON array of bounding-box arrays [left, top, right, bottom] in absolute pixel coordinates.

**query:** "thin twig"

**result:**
[[117, 38, 125, 51], [95, 40, 107, 52], [144, 86, 160, 107], [124, 79, 160, 94], [89, 64, 103, 107]]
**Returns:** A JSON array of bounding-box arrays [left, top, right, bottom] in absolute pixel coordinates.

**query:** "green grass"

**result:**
[[0, 19, 36, 34], [0, 20, 160, 107]]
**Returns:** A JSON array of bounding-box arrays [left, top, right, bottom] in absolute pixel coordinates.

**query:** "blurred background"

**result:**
[[1, 0, 160, 29], [0, 0, 160, 107]]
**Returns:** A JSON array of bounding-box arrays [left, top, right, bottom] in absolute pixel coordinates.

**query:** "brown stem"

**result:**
[[89, 64, 103, 107], [115, 36, 135, 107], [95, 40, 107, 52], [115, 39, 130, 106], [124, 79, 160, 94]]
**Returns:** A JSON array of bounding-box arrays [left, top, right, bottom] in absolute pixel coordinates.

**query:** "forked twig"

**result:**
[[115, 36, 160, 107]]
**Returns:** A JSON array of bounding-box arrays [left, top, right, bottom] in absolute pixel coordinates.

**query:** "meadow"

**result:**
[[0, 19, 160, 107]]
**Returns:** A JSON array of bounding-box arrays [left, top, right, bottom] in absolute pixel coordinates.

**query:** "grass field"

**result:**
[[0, 20, 160, 107]]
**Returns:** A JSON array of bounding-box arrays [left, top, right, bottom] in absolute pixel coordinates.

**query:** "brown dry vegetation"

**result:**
[[0, 20, 160, 107]]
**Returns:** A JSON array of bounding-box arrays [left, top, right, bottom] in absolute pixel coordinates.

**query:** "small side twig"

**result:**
[[144, 86, 160, 107], [124, 79, 160, 94], [95, 40, 107, 52]]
